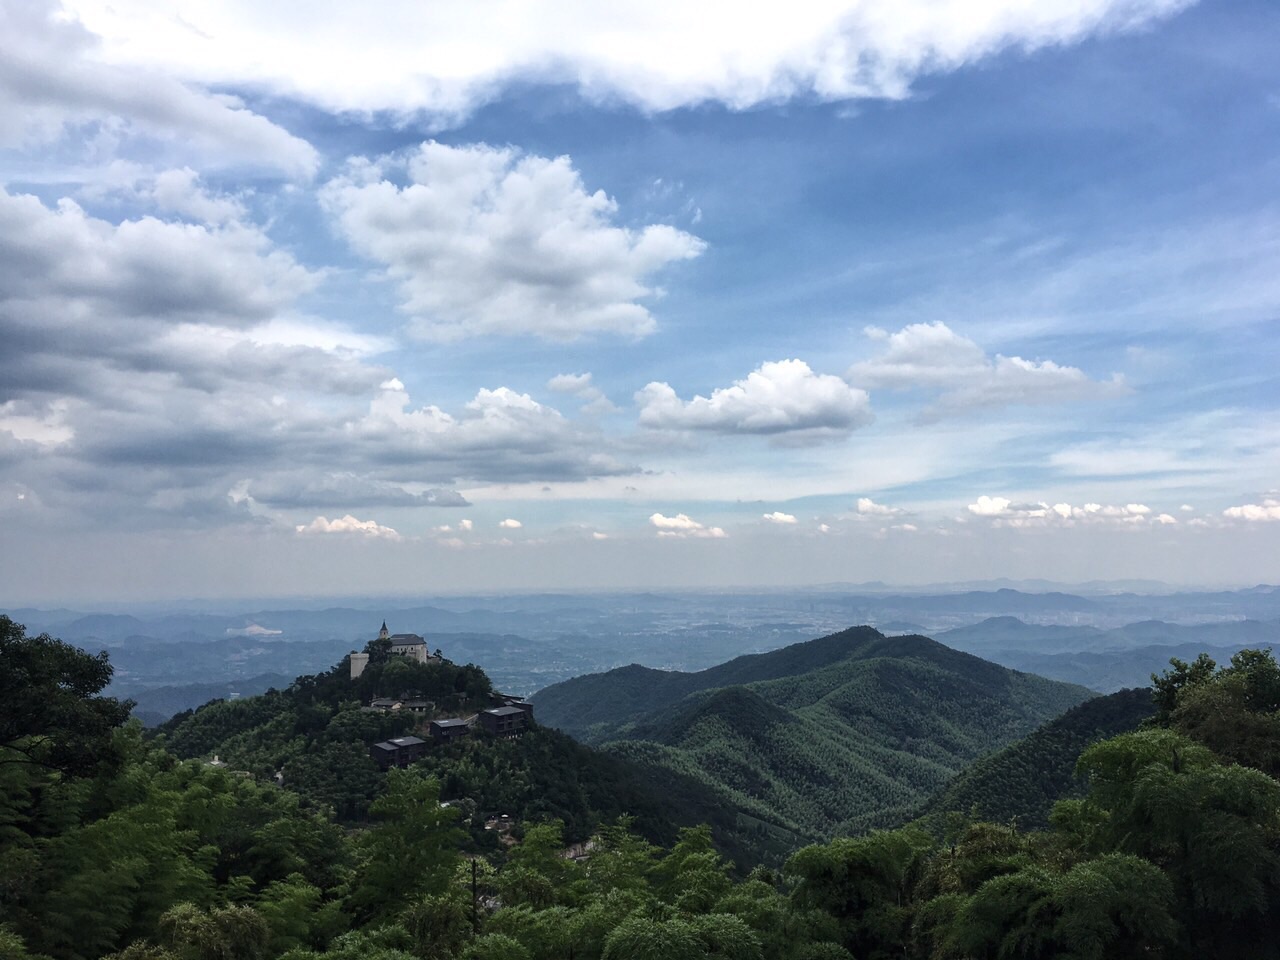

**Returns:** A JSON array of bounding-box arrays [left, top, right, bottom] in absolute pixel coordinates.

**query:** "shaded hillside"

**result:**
[[917, 687, 1156, 829], [533, 627, 1093, 845], [155, 645, 743, 861]]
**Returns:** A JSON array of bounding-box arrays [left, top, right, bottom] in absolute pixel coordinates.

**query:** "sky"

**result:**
[[1, 0, 1278, 603]]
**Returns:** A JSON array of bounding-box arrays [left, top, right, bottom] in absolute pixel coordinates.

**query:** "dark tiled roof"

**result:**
[[388, 736, 426, 746], [485, 706, 527, 717], [432, 718, 470, 728], [388, 633, 425, 645]]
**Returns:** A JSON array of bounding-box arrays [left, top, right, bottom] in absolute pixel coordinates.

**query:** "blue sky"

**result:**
[[1, 0, 1277, 602]]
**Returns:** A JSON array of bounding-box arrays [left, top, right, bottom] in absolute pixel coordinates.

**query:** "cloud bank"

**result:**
[[63, 0, 1193, 119]]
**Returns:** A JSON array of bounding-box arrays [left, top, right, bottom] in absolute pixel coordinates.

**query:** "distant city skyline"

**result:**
[[1, 0, 1278, 602]]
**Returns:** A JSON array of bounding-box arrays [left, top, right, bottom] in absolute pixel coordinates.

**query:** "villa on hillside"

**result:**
[[478, 703, 533, 736], [370, 735, 428, 769], [350, 621, 443, 678]]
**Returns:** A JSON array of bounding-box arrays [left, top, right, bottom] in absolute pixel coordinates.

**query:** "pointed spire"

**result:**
[[379, 620, 389, 640]]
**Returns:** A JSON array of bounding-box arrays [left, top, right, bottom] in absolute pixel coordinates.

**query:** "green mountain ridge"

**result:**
[[535, 626, 1095, 847]]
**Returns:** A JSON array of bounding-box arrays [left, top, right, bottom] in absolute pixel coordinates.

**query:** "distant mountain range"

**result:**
[[532, 626, 1093, 848], [938, 616, 1280, 691]]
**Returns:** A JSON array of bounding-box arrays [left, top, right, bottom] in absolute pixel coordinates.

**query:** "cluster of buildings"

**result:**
[[359, 622, 535, 770], [370, 699, 535, 769]]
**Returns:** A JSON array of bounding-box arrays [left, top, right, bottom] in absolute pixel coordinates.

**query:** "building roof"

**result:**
[[431, 718, 470, 728], [388, 633, 425, 645], [372, 736, 428, 750], [484, 706, 527, 717]]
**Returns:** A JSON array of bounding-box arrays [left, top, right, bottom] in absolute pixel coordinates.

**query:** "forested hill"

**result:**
[[533, 626, 1095, 845], [533, 625, 1087, 740], [7, 615, 1280, 959], [916, 686, 1157, 829], [153, 641, 738, 857]]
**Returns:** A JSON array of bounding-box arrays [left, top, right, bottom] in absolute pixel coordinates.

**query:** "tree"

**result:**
[[0, 616, 133, 776], [348, 771, 464, 922]]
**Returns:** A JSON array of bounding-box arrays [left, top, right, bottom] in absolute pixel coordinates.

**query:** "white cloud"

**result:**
[[0, 400, 75, 446], [1223, 500, 1280, 522], [350, 379, 631, 484], [295, 514, 402, 540], [637, 359, 872, 442], [0, 189, 314, 336], [148, 168, 247, 224], [856, 497, 901, 516], [1180, 504, 1194, 512], [458, 518, 474, 531], [762, 511, 797, 524], [650, 512, 727, 538], [63, 0, 1192, 120], [1155, 513, 1177, 524], [591, 531, 609, 540], [322, 142, 705, 341], [548, 372, 616, 414], [1, 1, 317, 176], [967, 495, 1014, 517], [850, 322, 1124, 417], [498, 518, 523, 529], [967, 496, 1163, 527]]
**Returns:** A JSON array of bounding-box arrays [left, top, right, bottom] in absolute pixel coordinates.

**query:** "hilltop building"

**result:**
[[350, 621, 441, 678]]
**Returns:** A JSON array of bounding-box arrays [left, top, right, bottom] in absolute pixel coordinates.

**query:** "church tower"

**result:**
[[379, 620, 389, 640]]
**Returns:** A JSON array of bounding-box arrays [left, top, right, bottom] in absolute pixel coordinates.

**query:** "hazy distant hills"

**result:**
[[916, 687, 1156, 829], [8, 585, 1277, 724], [532, 626, 1093, 844], [938, 616, 1280, 691]]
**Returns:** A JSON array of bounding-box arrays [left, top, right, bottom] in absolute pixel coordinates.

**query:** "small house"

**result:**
[[478, 705, 532, 737], [370, 735, 428, 769], [429, 718, 471, 743]]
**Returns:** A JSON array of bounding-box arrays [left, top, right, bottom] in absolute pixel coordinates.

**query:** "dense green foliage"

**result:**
[[1, 615, 134, 777], [155, 634, 734, 853], [536, 628, 1094, 851], [5, 618, 1280, 959], [917, 687, 1156, 829]]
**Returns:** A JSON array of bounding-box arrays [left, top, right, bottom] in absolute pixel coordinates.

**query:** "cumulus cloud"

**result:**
[[64, 0, 1192, 120], [650, 512, 727, 538], [498, 518, 523, 529], [849, 322, 1124, 417], [637, 359, 872, 442], [0, 185, 639, 531], [967, 496, 1159, 527], [548, 372, 616, 415], [1, 1, 317, 175], [1223, 499, 1280, 522], [762, 511, 797, 524], [351, 379, 632, 484], [0, 190, 313, 340], [856, 497, 901, 517], [322, 142, 705, 341], [295, 514, 402, 540]]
